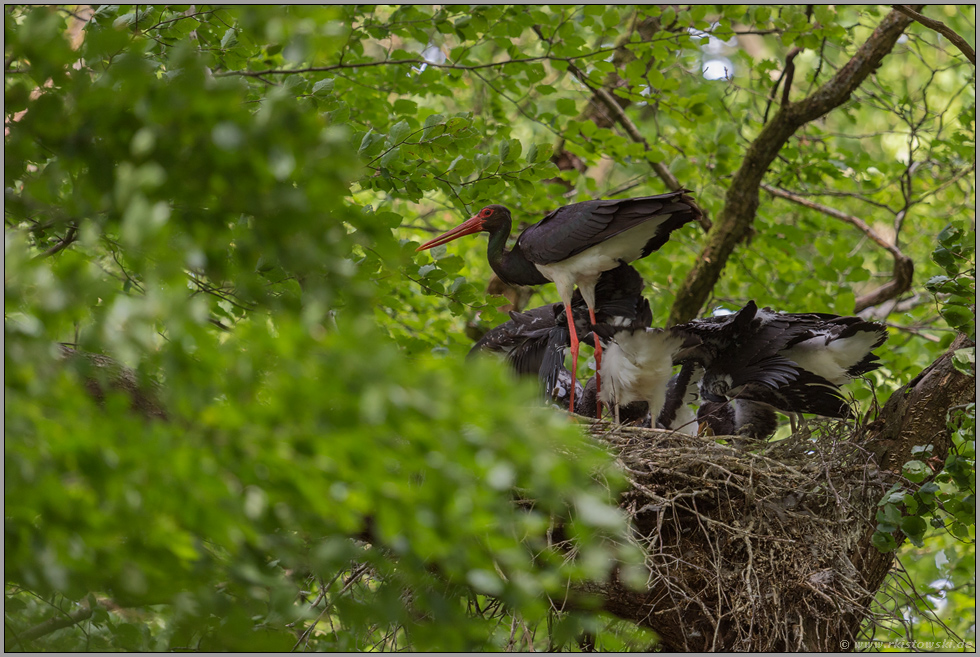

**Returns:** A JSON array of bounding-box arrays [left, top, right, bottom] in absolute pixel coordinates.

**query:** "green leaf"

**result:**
[[872, 531, 898, 553], [220, 28, 238, 49], [498, 139, 511, 162], [445, 116, 471, 134], [393, 98, 417, 114], [902, 460, 931, 484], [602, 8, 620, 29], [900, 515, 927, 547], [877, 503, 902, 525], [941, 305, 975, 334], [389, 120, 411, 144], [952, 348, 975, 375], [555, 98, 578, 116], [312, 78, 335, 95]]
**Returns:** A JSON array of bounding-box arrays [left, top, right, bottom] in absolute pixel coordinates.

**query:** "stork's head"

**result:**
[[415, 205, 511, 251]]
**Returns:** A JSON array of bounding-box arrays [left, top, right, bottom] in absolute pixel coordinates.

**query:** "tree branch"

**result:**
[[893, 5, 976, 65], [764, 47, 803, 123], [553, 40, 714, 231], [5, 600, 96, 649], [214, 33, 689, 79], [668, 7, 919, 325], [38, 224, 78, 258], [865, 333, 976, 471], [781, 47, 802, 106], [534, 14, 713, 229], [760, 183, 915, 313]]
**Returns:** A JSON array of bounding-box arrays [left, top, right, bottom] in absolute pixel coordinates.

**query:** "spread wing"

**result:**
[[733, 369, 851, 418], [469, 302, 562, 375]]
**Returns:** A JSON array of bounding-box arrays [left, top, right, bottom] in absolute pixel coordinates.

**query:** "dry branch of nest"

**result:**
[[578, 420, 898, 652]]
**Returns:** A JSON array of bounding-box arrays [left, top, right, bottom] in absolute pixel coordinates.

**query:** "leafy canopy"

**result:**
[[4, 4, 975, 651]]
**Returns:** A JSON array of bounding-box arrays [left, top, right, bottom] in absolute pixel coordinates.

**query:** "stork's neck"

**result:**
[[486, 222, 549, 286]]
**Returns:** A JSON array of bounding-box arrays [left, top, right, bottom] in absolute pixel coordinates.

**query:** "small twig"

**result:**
[[764, 47, 802, 124], [893, 5, 976, 64], [781, 47, 803, 107], [912, 163, 975, 204], [292, 563, 370, 651], [884, 322, 943, 342]]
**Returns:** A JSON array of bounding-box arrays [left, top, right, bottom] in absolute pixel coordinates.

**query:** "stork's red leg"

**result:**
[[589, 307, 603, 418], [565, 303, 579, 413]]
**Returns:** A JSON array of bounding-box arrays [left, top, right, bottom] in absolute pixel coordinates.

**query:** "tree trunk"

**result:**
[[668, 7, 920, 324]]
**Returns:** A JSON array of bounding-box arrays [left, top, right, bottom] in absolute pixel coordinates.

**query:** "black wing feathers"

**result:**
[[518, 191, 701, 265]]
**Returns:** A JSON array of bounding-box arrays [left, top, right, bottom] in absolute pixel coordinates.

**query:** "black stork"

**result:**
[[590, 322, 695, 425], [469, 262, 648, 373], [470, 262, 651, 415], [417, 192, 702, 412], [696, 399, 779, 443], [469, 302, 564, 377], [538, 322, 583, 410], [577, 375, 651, 424], [656, 361, 702, 435], [673, 301, 888, 440]]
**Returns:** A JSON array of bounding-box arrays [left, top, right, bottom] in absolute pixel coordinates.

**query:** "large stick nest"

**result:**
[[584, 420, 896, 652]]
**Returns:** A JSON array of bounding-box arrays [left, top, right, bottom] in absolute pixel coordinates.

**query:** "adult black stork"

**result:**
[[674, 301, 888, 440], [417, 192, 702, 412]]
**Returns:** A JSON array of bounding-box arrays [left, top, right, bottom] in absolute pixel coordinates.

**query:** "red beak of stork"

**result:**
[[415, 214, 485, 251]]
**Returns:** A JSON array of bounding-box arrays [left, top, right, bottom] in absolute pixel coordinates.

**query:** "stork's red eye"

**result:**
[[481, 208, 493, 217]]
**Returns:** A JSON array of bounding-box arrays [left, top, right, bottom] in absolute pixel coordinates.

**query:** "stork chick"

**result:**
[[593, 323, 687, 425]]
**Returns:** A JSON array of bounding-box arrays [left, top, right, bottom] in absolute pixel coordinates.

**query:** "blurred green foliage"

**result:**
[[4, 4, 974, 651]]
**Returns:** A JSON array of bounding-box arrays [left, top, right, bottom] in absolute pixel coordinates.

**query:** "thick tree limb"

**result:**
[[668, 7, 919, 325], [844, 333, 976, 644], [854, 258, 915, 313], [893, 5, 976, 65], [863, 333, 975, 473], [760, 184, 915, 313]]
